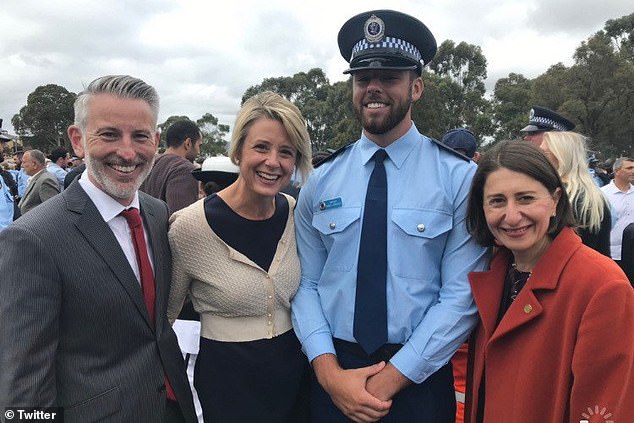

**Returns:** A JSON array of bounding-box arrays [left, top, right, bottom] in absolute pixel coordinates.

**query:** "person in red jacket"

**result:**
[[464, 140, 633, 423]]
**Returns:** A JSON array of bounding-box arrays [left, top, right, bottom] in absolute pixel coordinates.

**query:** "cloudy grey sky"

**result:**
[[1, 0, 631, 136]]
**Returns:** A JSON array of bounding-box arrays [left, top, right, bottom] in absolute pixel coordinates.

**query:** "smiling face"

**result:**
[[68, 93, 159, 205], [236, 117, 296, 200], [483, 167, 560, 269], [352, 69, 422, 146]]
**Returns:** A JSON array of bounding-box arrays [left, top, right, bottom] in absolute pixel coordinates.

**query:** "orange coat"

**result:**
[[465, 228, 634, 423]]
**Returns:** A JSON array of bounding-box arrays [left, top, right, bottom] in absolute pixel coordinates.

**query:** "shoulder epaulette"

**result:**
[[427, 137, 472, 162], [314, 142, 355, 168]]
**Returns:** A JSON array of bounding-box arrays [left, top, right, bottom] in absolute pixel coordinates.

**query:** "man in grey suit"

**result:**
[[18, 149, 60, 215], [0, 75, 197, 423]]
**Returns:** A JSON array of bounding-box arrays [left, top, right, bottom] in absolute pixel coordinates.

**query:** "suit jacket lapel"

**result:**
[[139, 194, 169, 328], [22, 171, 40, 201], [64, 183, 154, 329]]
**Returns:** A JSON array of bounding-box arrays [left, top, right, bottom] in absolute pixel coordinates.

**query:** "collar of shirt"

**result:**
[[78, 172, 140, 223], [358, 122, 419, 169], [603, 180, 634, 195], [30, 168, 46, 179], [77, 172, 151, 283]]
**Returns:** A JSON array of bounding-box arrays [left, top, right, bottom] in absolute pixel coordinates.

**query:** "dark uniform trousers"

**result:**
[[311, 339, 456, 422]]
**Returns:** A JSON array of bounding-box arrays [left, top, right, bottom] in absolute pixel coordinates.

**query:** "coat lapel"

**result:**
[[471, 228, 583, 343], [469, 250, 508, 340], [64, 183, 154, 329]]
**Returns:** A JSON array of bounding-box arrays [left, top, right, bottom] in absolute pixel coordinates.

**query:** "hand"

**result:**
[[313, 354, 392, 422], [366, 362, 412, 401]]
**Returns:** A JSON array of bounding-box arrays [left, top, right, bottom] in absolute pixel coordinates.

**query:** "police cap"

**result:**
[[520, 106, 575, 133], [338, 10, 437, 75], [441, 128, 477, 159]]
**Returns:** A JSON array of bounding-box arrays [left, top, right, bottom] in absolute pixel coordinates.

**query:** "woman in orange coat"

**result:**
[[464, 140, 633, 423]]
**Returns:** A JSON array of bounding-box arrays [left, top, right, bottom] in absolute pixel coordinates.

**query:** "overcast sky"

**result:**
[[1, 0, 631, 138]]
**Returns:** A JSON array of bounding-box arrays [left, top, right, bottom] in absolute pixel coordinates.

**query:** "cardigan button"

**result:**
[[523, 304, 533, 314]]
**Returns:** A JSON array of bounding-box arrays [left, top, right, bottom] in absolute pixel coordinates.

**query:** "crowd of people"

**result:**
[[0, 8, 632, 423]]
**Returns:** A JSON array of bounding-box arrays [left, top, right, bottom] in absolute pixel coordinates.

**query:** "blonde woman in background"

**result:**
[[168, 91, 313, 422], [540, 131, 611, 256]]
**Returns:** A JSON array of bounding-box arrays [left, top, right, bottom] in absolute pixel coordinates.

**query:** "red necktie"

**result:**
[[120, 208, 176, 402]]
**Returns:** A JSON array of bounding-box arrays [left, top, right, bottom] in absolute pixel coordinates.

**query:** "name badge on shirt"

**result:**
[[319, 197, 343, 211]]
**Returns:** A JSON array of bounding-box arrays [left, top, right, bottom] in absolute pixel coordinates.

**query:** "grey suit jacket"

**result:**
[[0, 182, 197, 423], [19, 169, 60, 215]]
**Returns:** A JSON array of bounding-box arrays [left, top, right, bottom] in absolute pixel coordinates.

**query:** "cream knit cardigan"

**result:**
[[167, 194, 301, 342]]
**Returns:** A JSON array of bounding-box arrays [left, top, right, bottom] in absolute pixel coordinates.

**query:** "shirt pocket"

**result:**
[[391, 208, 453, 280], [312, 206, 361, 271]]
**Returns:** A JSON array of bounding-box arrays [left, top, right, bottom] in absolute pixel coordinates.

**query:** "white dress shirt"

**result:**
[[78, 173, 154, 283]]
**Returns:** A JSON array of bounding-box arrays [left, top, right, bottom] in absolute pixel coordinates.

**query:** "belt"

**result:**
[[333, 338, 402, 363]]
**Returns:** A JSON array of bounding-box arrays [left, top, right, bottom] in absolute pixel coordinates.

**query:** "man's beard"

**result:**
[[85, 153, 154, 201], [354, 91, 412, 135]]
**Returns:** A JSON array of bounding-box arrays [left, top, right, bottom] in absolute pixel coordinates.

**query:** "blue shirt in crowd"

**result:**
[[10, 168, 29, 197], [47, 162, 67, 192], [0, 178, 14, 231], [291, 123, 488, 384]]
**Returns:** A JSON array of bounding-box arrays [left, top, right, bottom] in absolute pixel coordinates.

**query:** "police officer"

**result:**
[[291, 10, 488, 422], [520, 105, 575, 146]]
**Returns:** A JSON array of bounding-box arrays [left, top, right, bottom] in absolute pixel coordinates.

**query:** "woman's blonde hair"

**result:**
[[228, 91, 312, 185], [542, 131, 608, 233]]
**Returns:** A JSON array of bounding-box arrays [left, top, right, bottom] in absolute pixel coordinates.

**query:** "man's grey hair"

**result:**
[[613, 157, 634, 172], [25, 149, 46, 166], [74, 75, 160, 130]]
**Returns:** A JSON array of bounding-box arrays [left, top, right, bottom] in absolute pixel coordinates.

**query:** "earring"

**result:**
[[552, 212, 556, 217]]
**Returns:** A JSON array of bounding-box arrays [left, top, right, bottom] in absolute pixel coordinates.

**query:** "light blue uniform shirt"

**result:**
[[291, 123, 488, 384], [47, 162, 67, 192], [0, 178, 14, 231], [10, 168, 29, 197]]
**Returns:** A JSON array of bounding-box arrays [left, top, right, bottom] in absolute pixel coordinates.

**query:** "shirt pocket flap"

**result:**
[[312, 207, 361, 235], [392, 208, 452, 239]]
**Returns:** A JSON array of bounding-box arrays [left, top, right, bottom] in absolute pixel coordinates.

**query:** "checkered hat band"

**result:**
[[531, 116, 566, 131], [351, 37, 423, 63]]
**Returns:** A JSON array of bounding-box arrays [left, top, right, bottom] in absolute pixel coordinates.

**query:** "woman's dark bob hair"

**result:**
[[466, 140, 576, 247]]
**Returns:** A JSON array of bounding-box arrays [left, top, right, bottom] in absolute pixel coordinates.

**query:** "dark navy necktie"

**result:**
[[354, 149, 388, 355]]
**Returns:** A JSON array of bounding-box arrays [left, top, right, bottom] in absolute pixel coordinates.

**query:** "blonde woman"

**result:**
[[540, 131, 611, 256], [168, 91, 312, 422]]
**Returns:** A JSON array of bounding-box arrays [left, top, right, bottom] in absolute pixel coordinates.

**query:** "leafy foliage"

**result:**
[[158, 114, 229, 156], [12, 84, 76, 152]]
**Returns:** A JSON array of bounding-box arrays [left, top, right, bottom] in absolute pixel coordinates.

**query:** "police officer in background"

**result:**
[[291, 10, 488, 422], [520, 105, 575, 146], [441, 128, 480, 163]]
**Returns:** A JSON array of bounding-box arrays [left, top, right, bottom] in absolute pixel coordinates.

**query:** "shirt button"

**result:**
[[417, 223, 426, 232], [524, 304, 533, 314], [329, 222, 336, 230]]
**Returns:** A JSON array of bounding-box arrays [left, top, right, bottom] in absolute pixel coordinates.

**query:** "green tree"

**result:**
[[567, 26, 634, 156], [158, 114, 230, 156], [12, 84, 76, 151], [491, 73, 533, 141], [419, 40, 493, 142], [197, 113, 230, 156], [242, 68, 332, 151]]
